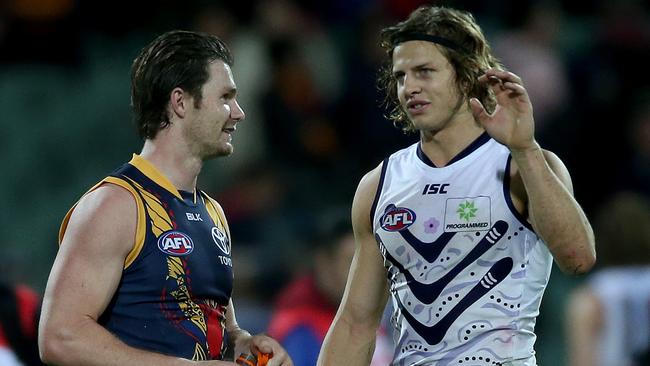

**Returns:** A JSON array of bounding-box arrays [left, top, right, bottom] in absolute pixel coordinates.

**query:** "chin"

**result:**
[[216, 148, 234, 158], [203, 145, 233, 159], [413, 117, 448, 132]]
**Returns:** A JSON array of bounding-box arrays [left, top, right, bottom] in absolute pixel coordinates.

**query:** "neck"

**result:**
[[419, 110, 484, 167], [139, 138, 202, 193]]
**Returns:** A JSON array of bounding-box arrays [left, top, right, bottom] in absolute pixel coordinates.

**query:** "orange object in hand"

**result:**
[[257, 353, 270, 365], [236, 352, 271, 366]]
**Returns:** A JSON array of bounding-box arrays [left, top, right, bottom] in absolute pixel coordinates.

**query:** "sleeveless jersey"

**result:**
[[588, 267, 650, 366], [59, 155, 234, 360], [372, 134, 553, 366]]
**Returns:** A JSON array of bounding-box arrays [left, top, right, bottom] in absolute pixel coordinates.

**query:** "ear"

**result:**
[[458, 74, 472, 96], [169, 87, 188, 118]]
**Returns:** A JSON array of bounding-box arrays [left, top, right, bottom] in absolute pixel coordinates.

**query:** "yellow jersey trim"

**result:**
[[203, 192, 231, 239], [128, 154, 185, 201], [58, 177, 147, 270]]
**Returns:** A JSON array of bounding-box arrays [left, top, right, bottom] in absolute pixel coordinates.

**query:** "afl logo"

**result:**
[[380, 205, 416, 232], [211, 227, 231, 255], [157, 231, 194, 256]]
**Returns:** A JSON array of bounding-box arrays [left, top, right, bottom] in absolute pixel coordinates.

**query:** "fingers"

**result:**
[[480, 68, 523, 86], [264, 350, 293, 366], [249, 336, 273, 354], [265, 352, 293, 366], [502, 81, 526, 95], [250, 335, 293, 366], [477, 69, 528, 101], [469, 97, 490, 126]]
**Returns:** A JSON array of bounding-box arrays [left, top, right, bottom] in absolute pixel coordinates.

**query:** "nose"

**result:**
[[403, 74, 421, 97], [230, 100, 245, 122]]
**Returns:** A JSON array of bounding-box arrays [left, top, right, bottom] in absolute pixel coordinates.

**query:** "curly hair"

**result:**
[[378, 6, 502, 133], [130, 30, 233, 140]]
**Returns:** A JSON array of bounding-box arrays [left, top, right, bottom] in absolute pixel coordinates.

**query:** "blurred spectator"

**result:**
[[254, 0, 346, 171], [214, 161, 294, 293], [492, 0, 569, 134], [266, 214, 392, 366], [335, 5, 418, 169], [0, 282, 43, 366], [566, 192, 650, 366], [562, 0, 650, 214], [190, 3, 271, 172]]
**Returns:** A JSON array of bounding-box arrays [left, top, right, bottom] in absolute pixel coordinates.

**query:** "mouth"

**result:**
[[406, 100, 430, 113], [222, 126, 236, 134]]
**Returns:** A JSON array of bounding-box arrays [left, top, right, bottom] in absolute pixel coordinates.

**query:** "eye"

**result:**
[[417, 68, 434, 77], [221, 88, 237, 102]]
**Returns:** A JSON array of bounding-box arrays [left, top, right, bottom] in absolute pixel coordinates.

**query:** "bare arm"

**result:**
[[225, 300, 293, 366], [471, 69, 595, 275], [318, 165, 390, 366], [566, 287, 602, 366], [510, 148, 595, 274], [38, 185, 233, 366]]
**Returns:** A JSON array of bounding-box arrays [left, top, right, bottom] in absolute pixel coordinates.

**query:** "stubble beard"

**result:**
[[185, 124, 233, 161], [202, 141, 233, 160]]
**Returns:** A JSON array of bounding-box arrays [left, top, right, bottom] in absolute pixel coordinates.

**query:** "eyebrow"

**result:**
[[414, 63, 433, 70], [223, 87, 237, 98], [393, 63, 433, 75]]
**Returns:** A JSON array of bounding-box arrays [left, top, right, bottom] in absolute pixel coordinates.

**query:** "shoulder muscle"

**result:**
[[352, 163, 384, 236]]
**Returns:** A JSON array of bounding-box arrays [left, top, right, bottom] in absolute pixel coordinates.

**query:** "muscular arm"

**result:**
[[318, 165, 390, 366], [38, 185, 232, 366], [510, 148, 595, 274]]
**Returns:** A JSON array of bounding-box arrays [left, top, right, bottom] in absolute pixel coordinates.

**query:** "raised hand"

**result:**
[[469, 68, 538, 152]]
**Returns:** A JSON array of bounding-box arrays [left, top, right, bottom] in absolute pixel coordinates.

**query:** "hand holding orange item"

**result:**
[[236, 352, 271, 366]]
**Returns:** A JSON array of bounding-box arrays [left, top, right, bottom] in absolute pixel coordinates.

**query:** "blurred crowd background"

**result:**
[[1, 0, 649, 364]]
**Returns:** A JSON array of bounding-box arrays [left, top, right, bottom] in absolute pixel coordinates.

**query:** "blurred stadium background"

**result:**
[[1, 0, 648, 364]]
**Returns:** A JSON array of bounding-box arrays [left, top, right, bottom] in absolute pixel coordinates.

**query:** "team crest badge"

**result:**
[[380, 204, 416, 232], [157, 231, 194, 256]]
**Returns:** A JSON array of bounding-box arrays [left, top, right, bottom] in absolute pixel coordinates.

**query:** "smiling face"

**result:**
[[183, 60, 245, 159], [392, 40, 468, 134]]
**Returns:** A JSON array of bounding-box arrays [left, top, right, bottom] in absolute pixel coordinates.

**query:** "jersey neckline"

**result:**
[[416, 132, 491, 168], [128, 154, 198, 204]]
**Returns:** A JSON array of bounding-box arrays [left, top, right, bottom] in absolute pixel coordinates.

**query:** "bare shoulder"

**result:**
[[62, 183, 138, 257], [351, 163, 384, 232], [43, 183, 140, 324]]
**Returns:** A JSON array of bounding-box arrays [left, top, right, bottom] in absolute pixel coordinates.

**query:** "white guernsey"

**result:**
[[373, 134, 552, 365]]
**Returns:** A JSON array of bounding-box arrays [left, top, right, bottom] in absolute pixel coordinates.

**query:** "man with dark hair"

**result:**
[[39, 30, 292, 366], [319, 6, 595, 365]]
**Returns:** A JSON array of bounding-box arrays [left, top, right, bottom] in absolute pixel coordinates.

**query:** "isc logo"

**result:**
[[157, 231, 194, 256], [422, 183, 450, 195], [380, 205, 416, 232]]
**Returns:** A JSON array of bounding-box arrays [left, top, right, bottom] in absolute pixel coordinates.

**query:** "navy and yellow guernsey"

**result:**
[[59, 154, 234, 360]]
